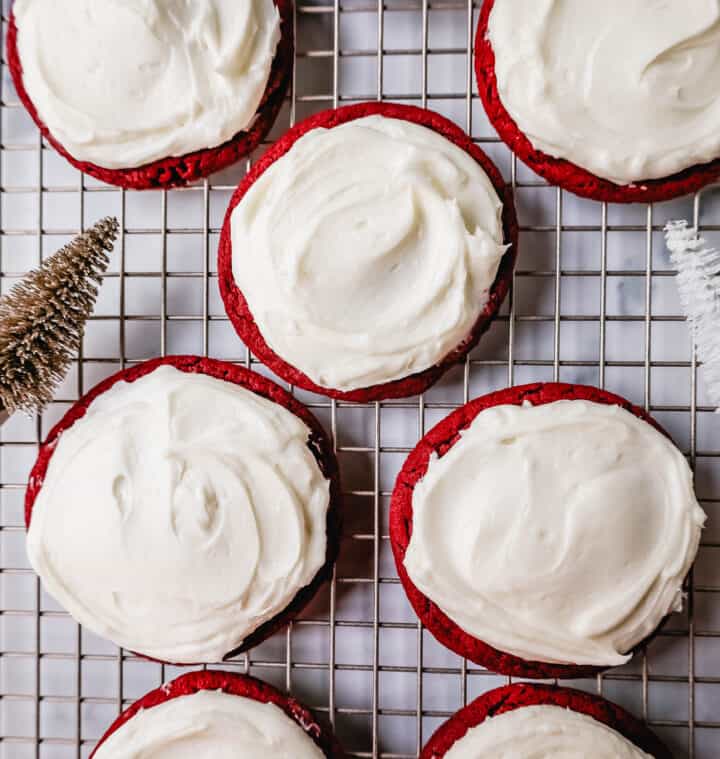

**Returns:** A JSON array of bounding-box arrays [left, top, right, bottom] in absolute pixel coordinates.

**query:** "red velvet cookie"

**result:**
[[421, 683, 671, 759], [25, 355, 341, 662], [389, 382, 678, 679], [475, 0, 720, 203], [218, 101, 518, 403], [7, 0, 293, 190], [90, 669, 344, 758]]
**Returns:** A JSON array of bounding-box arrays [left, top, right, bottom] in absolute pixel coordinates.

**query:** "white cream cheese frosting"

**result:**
[[403, 399, 705, 666], [486, 0, 720, 184], [13, 0, 281, 169], [444, 705, 652, 759], [92, 689, 325, 759], [230, 114, 508, 392], [26, 365, 330, 663]]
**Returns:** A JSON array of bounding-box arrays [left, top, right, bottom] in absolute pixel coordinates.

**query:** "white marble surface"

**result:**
[[0, 1, 718, 757]]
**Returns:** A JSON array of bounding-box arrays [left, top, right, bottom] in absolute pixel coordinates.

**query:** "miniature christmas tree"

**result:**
[[0, 217, 119, 415]]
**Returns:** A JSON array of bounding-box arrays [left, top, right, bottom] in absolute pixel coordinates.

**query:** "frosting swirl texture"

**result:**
[[93, 689, 325, 759], [231, 115, 507, 392], [27, 366, 330, 663], [13, 0, 281, 169], [487, 0, 720, 184], [404, 400, 705, 666], [444, 705, 651, 759]]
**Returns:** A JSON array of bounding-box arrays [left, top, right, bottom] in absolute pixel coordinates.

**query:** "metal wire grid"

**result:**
[[0, 0, 719, 757]]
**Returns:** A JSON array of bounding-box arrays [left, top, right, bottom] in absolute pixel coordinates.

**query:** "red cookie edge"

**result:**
[[7, 0, 294, 190], [89, 669, 344, 758], [217, 101, 519, 402], [25, 355, 342, 663], [389, 381, 680, 679], [421, 683, 672, 759], [475, 0, 720, 203]]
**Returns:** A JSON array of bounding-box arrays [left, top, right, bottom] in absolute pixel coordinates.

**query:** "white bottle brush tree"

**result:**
[[0, 217, 119, 415], [665, 220, 720, 409]]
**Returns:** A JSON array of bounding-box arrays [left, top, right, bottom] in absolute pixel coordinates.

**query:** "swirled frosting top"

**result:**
[[92, 689, 325, 758], [404, 399, 705, 666], [27, 366, 330, 663], [14, 0, 280, 168], [444, 705, 652, 759], [231, 114, 508, 391], [487, 0, 720, 183]]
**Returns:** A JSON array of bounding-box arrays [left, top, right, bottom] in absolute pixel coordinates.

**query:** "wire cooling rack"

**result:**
[[1, 0, 720, 757]]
